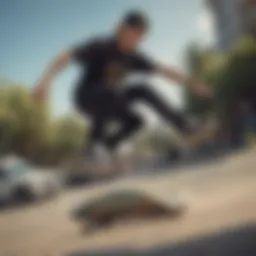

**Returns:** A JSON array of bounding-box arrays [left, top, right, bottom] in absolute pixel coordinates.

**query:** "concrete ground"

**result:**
[[0, 150, 255, 256]]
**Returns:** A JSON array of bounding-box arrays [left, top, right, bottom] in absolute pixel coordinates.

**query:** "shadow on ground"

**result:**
[[68, 224, 256, 256], [133, 147, 235, 176]]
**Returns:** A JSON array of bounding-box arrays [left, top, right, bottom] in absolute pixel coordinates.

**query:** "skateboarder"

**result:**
[[34, 10, 212, 165]]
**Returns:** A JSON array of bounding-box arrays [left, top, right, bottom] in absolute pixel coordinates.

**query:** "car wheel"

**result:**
[[13, 186, 36, 203]]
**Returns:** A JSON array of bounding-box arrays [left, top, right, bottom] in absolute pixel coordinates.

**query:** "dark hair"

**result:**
[[122, 10, 149, 31]]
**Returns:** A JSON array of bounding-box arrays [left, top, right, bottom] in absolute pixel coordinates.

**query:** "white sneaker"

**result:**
[[112, 143, 134, 174], [191, 119, 217, 147], [91, 144, 112, 164], [82, 144, 114, 173], [174, 118, 218, 151]]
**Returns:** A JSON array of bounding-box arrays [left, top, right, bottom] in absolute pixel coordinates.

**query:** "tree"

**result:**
[[184, 37, 256, 147], [51, 115, 86, 164], [184, 43, 224, 116], [215, 37, 256, 146], [0, 79, 88, 166], [1, 86, 51, 157]]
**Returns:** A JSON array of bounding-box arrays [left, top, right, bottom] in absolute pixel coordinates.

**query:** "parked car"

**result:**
[[0, 177, 13, 205], [0, 156, 61, 204], [64, 168, 116, 188]]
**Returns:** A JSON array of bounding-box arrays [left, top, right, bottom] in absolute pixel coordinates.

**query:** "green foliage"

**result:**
[[0, 80, 87, 166], [184, 37, 256, 146], [50, 115, 86, 163], [185, 37, 256, 117], [216, 37, 256, 109], [184, 43, 222, 116]]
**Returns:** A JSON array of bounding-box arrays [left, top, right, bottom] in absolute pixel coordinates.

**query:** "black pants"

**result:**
[[76, 83, 191, 150]]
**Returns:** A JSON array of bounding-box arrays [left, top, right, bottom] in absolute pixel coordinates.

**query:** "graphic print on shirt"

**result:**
[[104, 60, 128, 85]]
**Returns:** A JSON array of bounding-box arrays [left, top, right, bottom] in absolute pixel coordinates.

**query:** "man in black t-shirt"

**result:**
[[34, 11, 212, 165]]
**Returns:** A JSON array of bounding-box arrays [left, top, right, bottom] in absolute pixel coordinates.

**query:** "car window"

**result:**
[[2, 162, 32, 180], [13, 163, 32, 172], [0, 159, 34, 180], [9, 164, 31, 177]]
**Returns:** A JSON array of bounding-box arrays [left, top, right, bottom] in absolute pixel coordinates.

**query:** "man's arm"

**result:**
[[33, 50, 72, 100], [157, 65, 212, 98], [133, 52, 211, 98], [33, 38, 99, 100]]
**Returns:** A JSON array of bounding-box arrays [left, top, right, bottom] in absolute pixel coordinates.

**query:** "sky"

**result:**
[[0, 0, 214, 120]]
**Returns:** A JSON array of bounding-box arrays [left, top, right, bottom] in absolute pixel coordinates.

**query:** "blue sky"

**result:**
[[0, 0, 214, 119]]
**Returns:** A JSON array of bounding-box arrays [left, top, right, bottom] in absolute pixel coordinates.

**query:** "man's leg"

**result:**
[[104, 107, 143, 150], [124, 84, 192, 134], [99, 105, 143, 173], [103, 84, 191, 150], [76, 87, 120, 155], [85, 115, 107, 152], [83, 88, 143, 171], [123, 83, 217, 149]]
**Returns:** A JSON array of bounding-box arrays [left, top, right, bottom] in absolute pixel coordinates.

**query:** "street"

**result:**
[[0, 150, 256, 256]]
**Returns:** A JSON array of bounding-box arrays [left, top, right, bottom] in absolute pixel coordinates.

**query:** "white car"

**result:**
[[0, 156, 61, 204], [0, 180, 12, 204]]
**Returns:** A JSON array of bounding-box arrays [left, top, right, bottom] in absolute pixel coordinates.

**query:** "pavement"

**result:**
[[0, 150, 255, 256]]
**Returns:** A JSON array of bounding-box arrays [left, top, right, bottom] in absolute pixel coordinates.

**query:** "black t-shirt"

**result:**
[[72, 36, 157, 93]]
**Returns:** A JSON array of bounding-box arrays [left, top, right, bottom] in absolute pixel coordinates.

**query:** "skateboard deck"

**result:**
[[72, 189, 187, 234]]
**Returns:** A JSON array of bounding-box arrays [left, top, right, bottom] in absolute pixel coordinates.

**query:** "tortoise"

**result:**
[[72, 189, 187, 234]]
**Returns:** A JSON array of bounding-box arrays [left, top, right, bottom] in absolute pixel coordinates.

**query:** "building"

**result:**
[[241, 0, 256, 36], [207, 0, 256, 50]]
